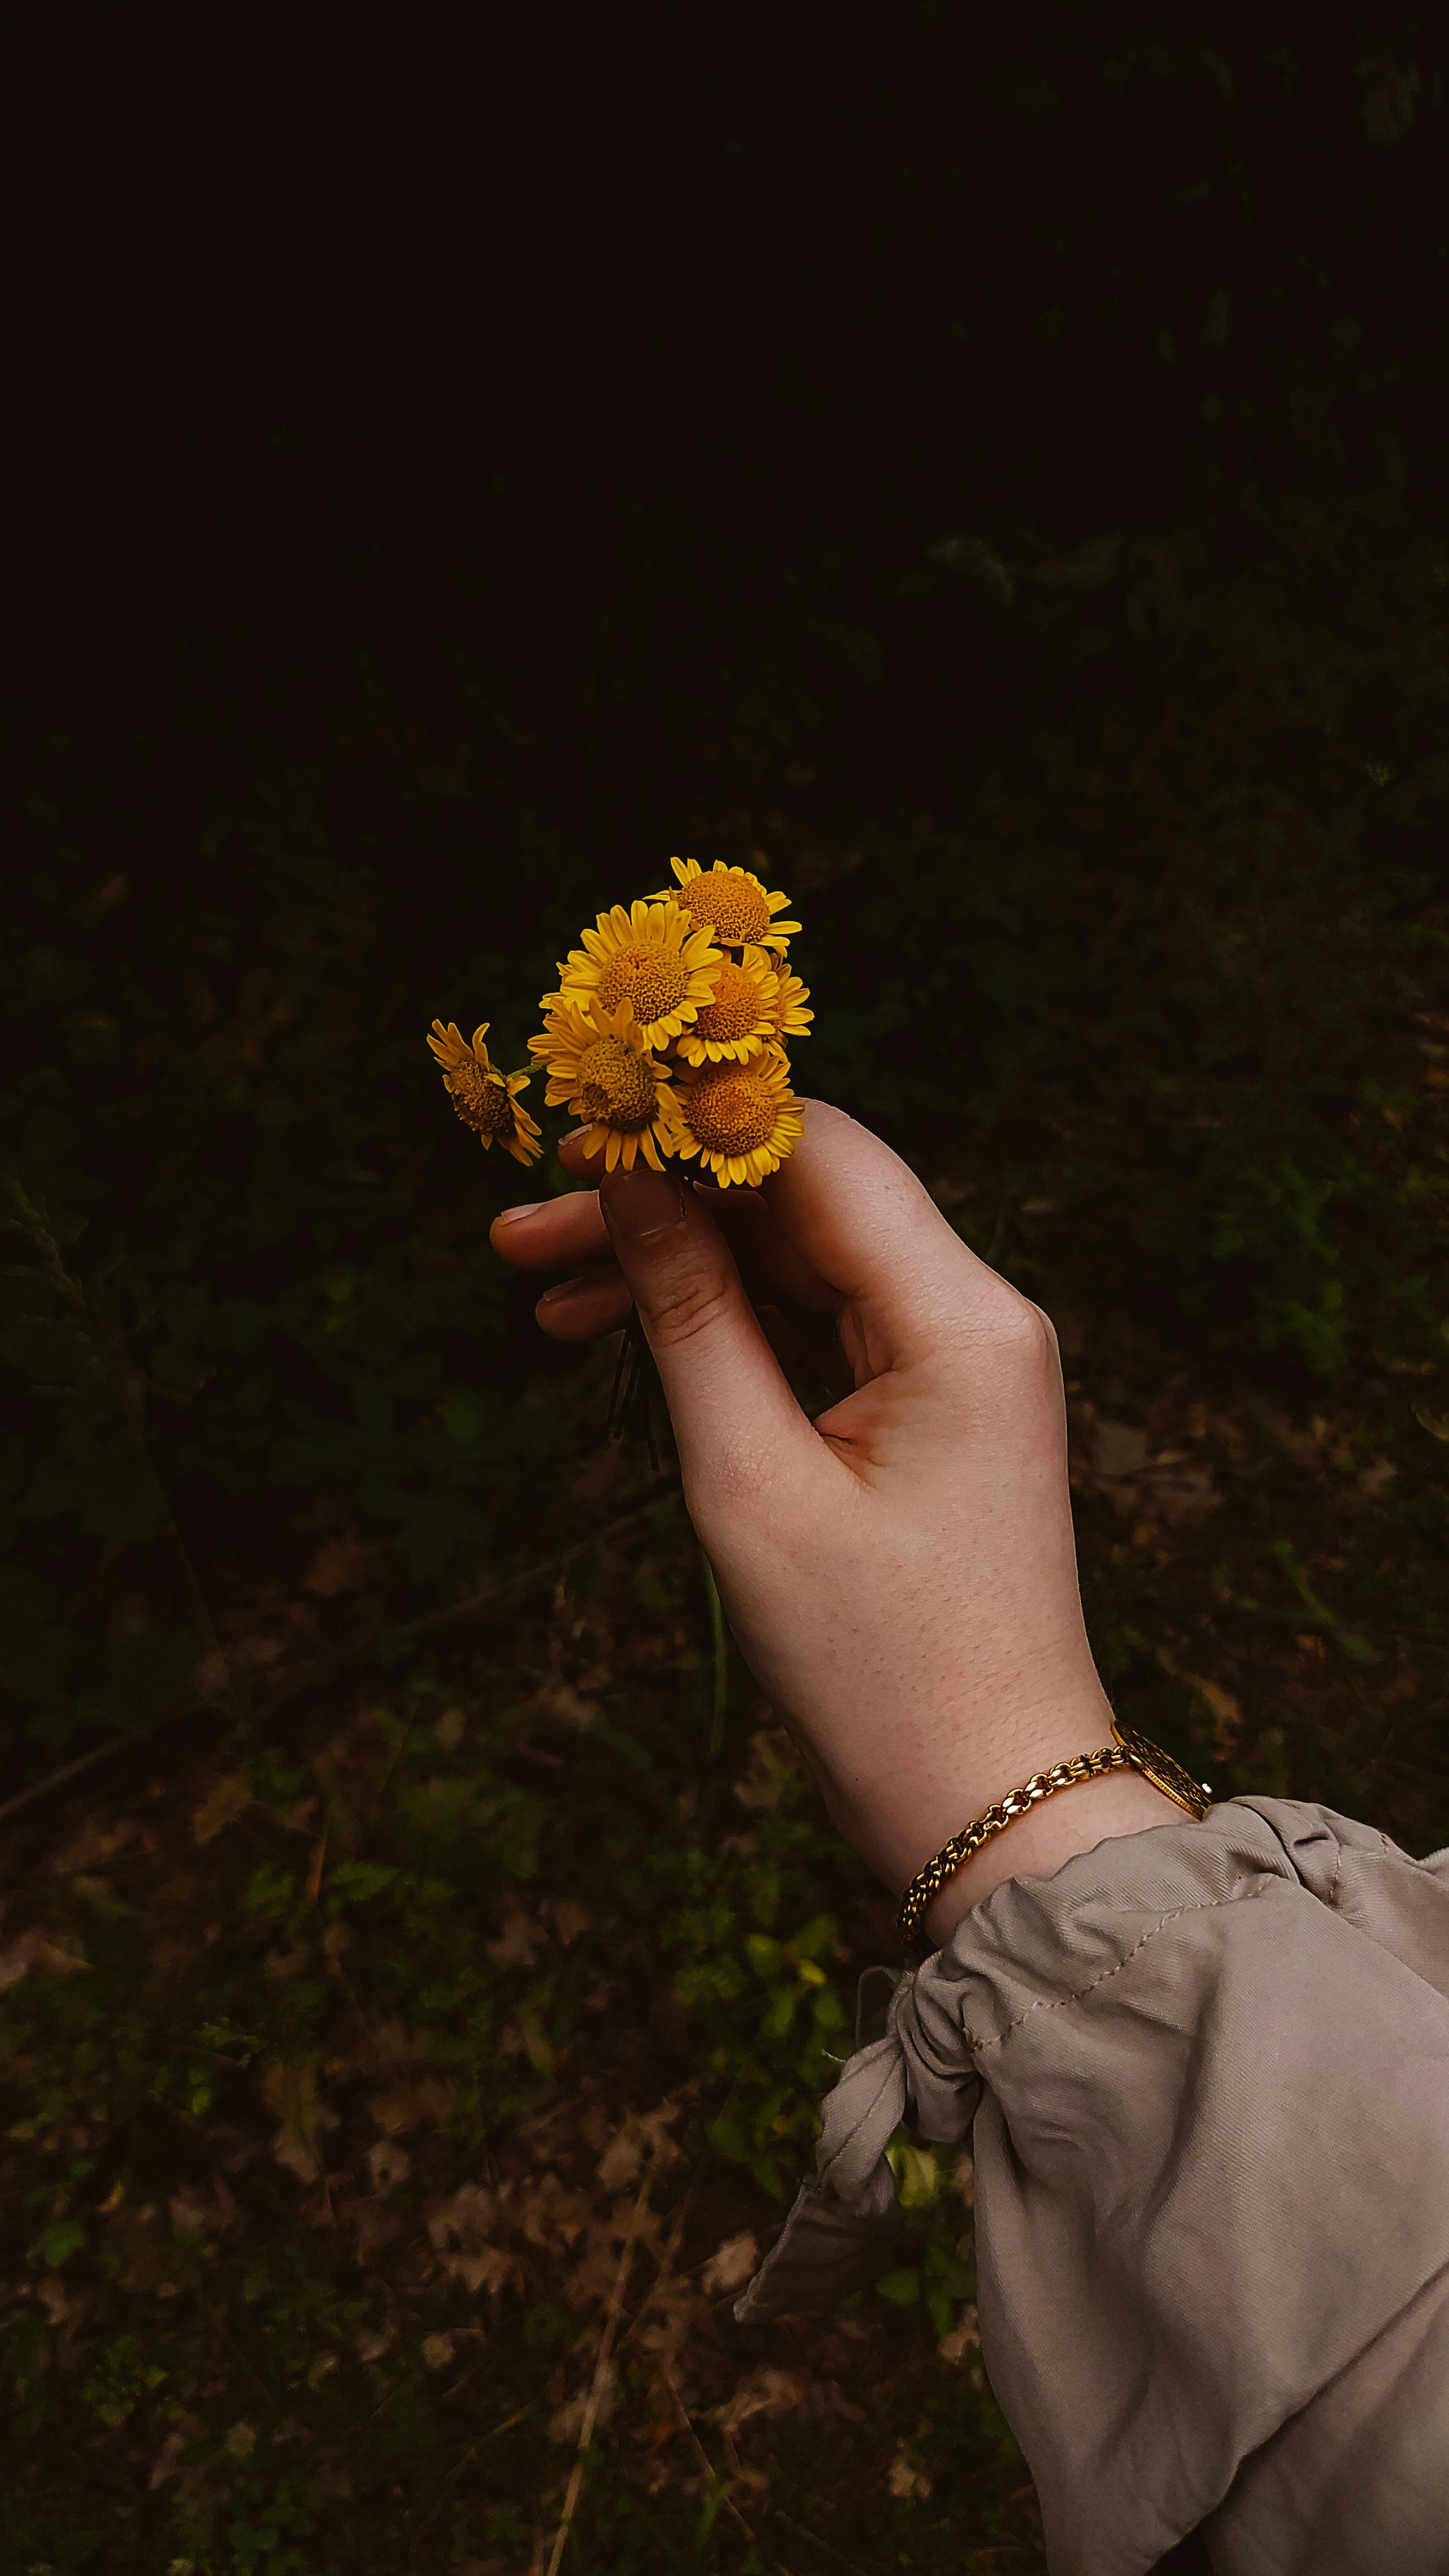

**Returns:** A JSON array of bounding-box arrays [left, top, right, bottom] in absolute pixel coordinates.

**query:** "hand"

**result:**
[[491, 1103, 1179, 1940]]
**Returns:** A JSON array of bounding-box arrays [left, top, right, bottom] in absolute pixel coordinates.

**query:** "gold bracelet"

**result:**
[[896, 1721, 1213, 1955]]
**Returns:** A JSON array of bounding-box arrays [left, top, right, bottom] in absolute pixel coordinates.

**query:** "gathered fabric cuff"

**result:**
[[734, 1950, 980, 2324], [735, 1797, 1449, 2576]]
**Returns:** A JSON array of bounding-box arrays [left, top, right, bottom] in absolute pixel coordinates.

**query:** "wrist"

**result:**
[[921, 1767, 1192, 1945], [832, 1675, 1121, 1894]]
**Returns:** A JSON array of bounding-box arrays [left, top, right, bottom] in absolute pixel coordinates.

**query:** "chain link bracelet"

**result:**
[[896, 1721, 1213, 1956]]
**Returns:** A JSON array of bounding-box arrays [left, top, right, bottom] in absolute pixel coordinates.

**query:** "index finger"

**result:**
[[492, 1131, 840, 1316]]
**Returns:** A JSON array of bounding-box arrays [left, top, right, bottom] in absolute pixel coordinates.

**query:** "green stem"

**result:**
[[703, 1551, 729, 1759]]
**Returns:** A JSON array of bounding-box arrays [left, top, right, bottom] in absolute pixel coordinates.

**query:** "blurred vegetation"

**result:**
[[3, 11, 1448, 2570]]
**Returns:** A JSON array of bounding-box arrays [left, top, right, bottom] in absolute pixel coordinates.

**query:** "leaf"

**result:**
[[700, 2230, 758, 2296], [34, 2217, 87, 2269], [366, 2076, 454, 2136], [873, 2268, 921, 2309], [261, 2059, 336, 2183], [191, 1772, 254, 1846], [714, 2366, 806, 2437], [366, 2140, 412, 2193], [303, 1533, 383, 1596], [888, 2444, 934, 2501], [0, 1929, 92, 1989], [425, 2183, 519, 2296], [326, 1859, 399, 1907], [597, 2127, 644, 2192]]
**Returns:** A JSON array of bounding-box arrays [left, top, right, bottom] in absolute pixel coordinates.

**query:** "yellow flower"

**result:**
[[765, 962, 813, 1045], [674, 944, 781, 1066], [557, 898, 721, 1047], [427, 1021, 542, 1166], [675, 1052, 805, 1187], [656, 857, 801, 953], [528, 997, 684, 1173]]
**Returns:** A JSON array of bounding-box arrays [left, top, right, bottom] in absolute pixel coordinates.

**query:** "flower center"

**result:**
[[450, 1062, 516, 1138], [594, 944, 691, 1024], [576, 1034, 659, 1131], [677, 873, 770, 946], [693, 958, 763, 1044], [685, 1068, 779, 1154]]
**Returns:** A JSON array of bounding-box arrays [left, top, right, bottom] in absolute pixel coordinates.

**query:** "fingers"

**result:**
[[490, 1104, 1029, 1392], [490, 1190, 611, 1275], [490, 1138, 842, 1334], [577, 1155, 816, 1506], [763, 1101, 1027, 1370], [535, 1269, 632, 1340]]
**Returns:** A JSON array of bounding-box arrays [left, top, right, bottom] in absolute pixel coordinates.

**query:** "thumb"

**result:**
[[599, 1164, 811, 1501]]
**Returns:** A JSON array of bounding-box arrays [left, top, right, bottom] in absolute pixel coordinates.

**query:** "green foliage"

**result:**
[[679, 1903, 852, 2199], [82, 2327, 171, 2426]]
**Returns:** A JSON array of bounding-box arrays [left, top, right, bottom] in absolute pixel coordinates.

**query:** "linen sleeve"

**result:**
[[735, 1796, 1449, 2576]]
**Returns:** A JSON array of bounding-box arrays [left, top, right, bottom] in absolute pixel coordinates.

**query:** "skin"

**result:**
[[491, 1101, 1181, 1945]]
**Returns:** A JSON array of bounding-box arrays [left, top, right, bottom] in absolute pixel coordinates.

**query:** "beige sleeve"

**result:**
[[735, 1798, 1449, 2576]]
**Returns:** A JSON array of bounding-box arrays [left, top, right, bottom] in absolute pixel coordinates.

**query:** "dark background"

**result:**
[[3, 10, 1448, 2570]]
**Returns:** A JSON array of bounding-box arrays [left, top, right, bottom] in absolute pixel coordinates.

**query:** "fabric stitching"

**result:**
[[963, 1892, 1246, 2056], [951, 1805, 1446, 2058]]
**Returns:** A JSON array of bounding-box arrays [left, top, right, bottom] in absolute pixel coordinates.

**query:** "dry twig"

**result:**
[[408, 2404, 528, 2552], [544, 2154, 657, 2576], [661, 2368, 791, 2570]]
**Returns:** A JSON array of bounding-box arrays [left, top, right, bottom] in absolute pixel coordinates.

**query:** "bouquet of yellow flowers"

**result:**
[[427, 855, 811, 1187]]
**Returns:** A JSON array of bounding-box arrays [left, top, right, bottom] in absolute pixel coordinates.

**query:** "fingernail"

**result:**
[[601, 1165, 685, 1248], [538, 1276, 586, 1307], [558, 1125, 604, 1162], [493, 1202, 542, 1227]]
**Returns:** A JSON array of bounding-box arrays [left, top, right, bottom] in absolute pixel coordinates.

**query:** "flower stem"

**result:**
[[703, 1550, 729, 1759]]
